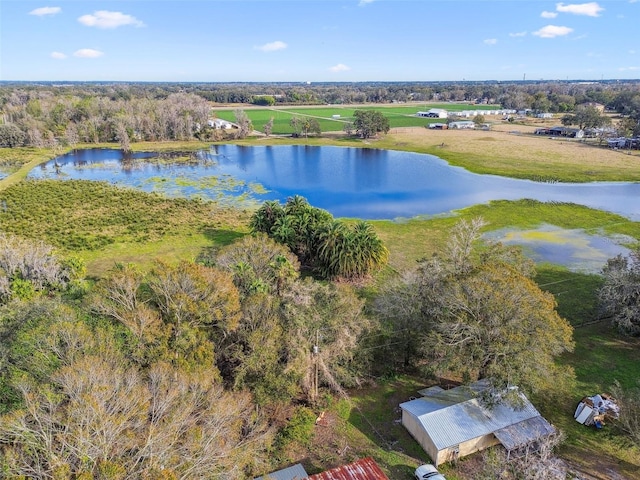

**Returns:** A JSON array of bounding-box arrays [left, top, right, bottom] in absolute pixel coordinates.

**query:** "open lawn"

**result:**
[[373, 125, 640, 182], [212, 103, 501, 135]]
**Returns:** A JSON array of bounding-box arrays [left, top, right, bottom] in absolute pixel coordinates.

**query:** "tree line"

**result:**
[[1, 80, 640, 148]]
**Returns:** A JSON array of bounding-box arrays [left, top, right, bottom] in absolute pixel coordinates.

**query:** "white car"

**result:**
[[414, 464, 446, 480]]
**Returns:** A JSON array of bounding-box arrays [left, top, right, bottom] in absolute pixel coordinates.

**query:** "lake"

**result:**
[[30, 145, 640, 221]]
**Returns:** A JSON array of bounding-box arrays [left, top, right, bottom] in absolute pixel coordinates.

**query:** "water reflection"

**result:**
[[485, 225, 634, 273], [29, 145, 640, 221]]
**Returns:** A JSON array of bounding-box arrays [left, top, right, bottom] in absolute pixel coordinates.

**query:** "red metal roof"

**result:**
[[306, 457, 389, 480]]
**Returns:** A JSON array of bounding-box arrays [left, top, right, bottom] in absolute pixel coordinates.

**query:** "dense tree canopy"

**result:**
[[0, 303, 272, 479], [561, 104, 611, 130], [376, 218, 575, 400], [0, 234, 374, 476], [0, 233, 84, 303], [2, 80, 640, 147], [352, 110, 390, 139]]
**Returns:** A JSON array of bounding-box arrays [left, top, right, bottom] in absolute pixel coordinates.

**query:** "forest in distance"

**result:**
[[0, 79, 640, 479], [1, 79, 640, 149]]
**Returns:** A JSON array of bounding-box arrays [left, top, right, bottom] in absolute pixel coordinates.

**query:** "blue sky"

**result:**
[[1, 0, 638, 82]]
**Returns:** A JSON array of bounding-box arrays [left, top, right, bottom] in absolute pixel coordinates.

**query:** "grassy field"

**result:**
[[212, 103, 500, 135]]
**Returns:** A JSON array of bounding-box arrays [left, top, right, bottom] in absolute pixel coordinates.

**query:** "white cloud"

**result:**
[[630, 50, 637, 54], [73, 48, 104, 58], [619, 66, 639, 71], [358, 0, 374, 5], [533, 25, 574, 38], [484, 38, 498, 45], [29, 6, 61, 16], [329, 63, 350, 72], [50, 51, 66, 59], [255, 41, 287, 52], [78, 11, 144, 29], [556, 2, 604, 17], [541, 11, 558, 18], [509, 31, 527, 37]]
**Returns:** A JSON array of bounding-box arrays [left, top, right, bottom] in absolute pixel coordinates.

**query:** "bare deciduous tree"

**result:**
[[0, 233, 71, 301], [0, 324, 273, 479], [233, 109, 253, 139], [598, 249, 640, 335]]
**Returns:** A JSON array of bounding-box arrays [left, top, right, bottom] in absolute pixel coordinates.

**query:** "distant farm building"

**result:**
[[428, 123, 448, 130], [581, 102, 605, 113], [608, 137, 640, 149], [536, 113, 554, 119], [448, 120, 475, 129], [535, 126, 584, 138], [417, 108, 448, 118], [400, 380, 556, 467]]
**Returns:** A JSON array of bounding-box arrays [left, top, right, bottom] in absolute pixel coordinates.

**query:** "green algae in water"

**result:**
[[486, 224, 633, 273], [141, 173, 267, 210]]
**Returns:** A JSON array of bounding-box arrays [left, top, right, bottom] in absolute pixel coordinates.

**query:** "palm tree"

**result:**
[[249, 200, 283, 234], [315, 220, 349, 278], [271, 216, 296, 251], [284, 195, 311, 217], [351, 220, 389, 275]]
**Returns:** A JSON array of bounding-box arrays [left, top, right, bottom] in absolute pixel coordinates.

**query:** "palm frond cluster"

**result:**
[[250, 196, 388, 280]]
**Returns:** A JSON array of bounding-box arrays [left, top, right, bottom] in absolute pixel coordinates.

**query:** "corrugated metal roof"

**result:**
[[254, 463, 308, 480], [306, 457, 389, 480], [401, 381, 543, 450], [494, 415, 556, 451], [399, 395, 455, 417], [422, 395, 539, 450]]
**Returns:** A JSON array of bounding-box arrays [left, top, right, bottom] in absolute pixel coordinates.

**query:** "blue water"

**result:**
[[29, 145, 640, 221]]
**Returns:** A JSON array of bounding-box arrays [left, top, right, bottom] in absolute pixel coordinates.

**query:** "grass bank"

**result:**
[[0, 180, 250, 277]]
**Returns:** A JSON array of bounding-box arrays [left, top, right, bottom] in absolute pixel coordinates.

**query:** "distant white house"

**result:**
[[417, 108, 448, 118], [400, 380, 556, 466], [208, 119, 234, 129], [536, 113, 554, 119]]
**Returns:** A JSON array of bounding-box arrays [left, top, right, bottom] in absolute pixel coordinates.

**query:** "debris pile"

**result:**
[[574, 393, 620, 428]]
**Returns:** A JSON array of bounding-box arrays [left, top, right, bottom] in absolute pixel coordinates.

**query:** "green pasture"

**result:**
[[212, 103, 498, 134]]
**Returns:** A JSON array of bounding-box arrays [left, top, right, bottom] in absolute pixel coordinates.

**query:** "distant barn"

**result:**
[[417, 108, 448, 118]]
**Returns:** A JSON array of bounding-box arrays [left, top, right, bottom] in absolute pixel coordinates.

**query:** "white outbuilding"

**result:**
[[400, 381, 556, 466]]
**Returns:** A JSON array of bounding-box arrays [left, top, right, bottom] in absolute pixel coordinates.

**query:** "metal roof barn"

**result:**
[[306, 457, 389, 480], [400, 381, 555, 466]]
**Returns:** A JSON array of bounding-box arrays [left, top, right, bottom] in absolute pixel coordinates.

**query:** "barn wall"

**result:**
[[436, 434, 501, 465], [401, 411, 439, 464]]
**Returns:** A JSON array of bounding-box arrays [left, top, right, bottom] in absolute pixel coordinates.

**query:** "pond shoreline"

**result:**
[[28, 144, 640, 222]]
